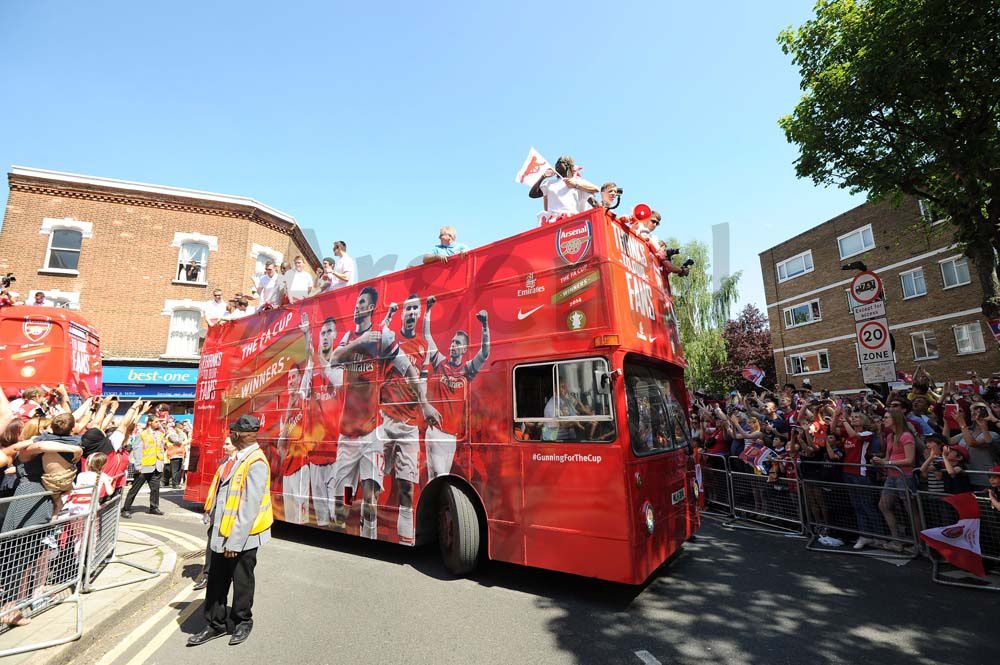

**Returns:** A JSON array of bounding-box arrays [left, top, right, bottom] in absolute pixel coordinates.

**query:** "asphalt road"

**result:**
[[77, 489, 994, 665]]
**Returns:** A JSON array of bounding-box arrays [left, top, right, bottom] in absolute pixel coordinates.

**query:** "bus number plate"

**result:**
[[671, 488, 685, 505]]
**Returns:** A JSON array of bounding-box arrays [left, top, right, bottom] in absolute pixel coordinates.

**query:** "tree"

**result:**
[[718, 305, 776, 391], [665, 238, 742, 394], [778, 0, 1000, 321]]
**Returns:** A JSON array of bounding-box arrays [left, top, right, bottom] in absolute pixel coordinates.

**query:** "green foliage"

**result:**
[[778, 0, 1000, 319], [665, 237, 742, 392]]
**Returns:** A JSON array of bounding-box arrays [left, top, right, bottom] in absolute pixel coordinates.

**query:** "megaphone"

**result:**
[[633, 204, 652, 221]]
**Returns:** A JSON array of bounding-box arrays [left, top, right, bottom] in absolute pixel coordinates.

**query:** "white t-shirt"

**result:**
[[332, 254, 356, 289], [538, 176, 586, 216], [203, 298, 228, 324], [255, 273, 282, 307], [285, 269, 315, 303]]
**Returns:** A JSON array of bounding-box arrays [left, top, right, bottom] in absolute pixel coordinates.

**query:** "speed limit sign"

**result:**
[[850, 271, 883, 305], [856, 317, 892, 362]]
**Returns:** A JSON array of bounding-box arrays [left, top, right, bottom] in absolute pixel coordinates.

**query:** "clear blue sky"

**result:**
[[0, 1, 863, 313]]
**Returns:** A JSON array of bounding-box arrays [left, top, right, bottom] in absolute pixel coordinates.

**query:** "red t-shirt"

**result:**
[[885, 431, 915, 475], [428, 355, 476, 438], [338, 328, 398, 438], [706, 428, 728, 456], [308, 365, 344, 464], [380, 333, 426, 425], [841, 431, 873, 475]]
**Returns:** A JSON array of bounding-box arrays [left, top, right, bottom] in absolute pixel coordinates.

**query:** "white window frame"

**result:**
[[845, 288, 862, 312], [910, 331, 939, 361], [512, 357, 616, 425], [939, 255, 971, 290], [162, 301, 204, 359], [952, 322, 986, 356], [250, 243, 284, 274], [899, 267, 927, 300], [171, 232, 217, 286], [776, 250, 814, 283], [783, 349, 831, 376], [39, 218, 93, 275], [782, 299, 822, 329], [837, 224, 875, 260], [918, 200, 948, 226], [174, 241, 210, 285]]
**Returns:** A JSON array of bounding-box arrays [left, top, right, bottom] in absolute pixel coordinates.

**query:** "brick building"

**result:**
[[0, 166, 320, 409], [759, 197, 998, 393]]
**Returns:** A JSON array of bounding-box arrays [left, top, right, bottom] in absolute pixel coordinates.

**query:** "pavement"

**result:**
[[8, 487, 997, 665]]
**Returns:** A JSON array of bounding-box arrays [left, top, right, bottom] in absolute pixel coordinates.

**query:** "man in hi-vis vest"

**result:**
[[121, 416, 166, 518], [187, 415, 272, 647]]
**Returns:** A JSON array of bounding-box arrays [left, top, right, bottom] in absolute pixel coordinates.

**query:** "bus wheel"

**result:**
[[438, 484, 480, 576]]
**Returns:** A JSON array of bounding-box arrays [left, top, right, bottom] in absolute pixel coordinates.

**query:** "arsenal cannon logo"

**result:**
[[556, 220, 593, 265], [23, 318, 52, 343]]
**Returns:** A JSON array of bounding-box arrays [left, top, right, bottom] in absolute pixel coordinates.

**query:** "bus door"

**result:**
[[514, 356, 630, 581], [623, 357, 690, 579]]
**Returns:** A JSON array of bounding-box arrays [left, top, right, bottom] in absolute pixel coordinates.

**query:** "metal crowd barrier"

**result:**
[[725, 456, 805, 536], [797, 461, 918, 559], [82, 476, 161, 593], [697, 454, 1000, 590], [0, 485, 96, 657], [700, 453, 733, 517], [916, 471, 999, 591]]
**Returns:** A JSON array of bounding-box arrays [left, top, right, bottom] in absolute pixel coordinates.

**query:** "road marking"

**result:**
[[124, 523, 205, 551], [94, 587, 195, 665], [635, 650, 662, 665], [123, 591, 202, 665]]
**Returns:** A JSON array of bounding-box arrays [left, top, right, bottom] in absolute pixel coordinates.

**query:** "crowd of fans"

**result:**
[[0, 384, 189, 628], [691, 368, 1000, 551]]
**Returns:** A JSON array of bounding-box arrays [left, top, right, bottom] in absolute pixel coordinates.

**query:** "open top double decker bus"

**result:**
[[0, 305, 102, 402], [185, 208, 699, 584]]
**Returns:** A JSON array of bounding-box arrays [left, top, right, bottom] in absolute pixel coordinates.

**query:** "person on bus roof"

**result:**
[[423, 226, 470, 264], [528, 155, 598, 224]]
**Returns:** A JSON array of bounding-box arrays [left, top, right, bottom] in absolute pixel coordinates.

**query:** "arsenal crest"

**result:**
[[556, 220, 593, 265], [23, 318, 52, 343]]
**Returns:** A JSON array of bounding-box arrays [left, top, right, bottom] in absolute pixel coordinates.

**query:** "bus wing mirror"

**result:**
[[596, 370, 613, 394]]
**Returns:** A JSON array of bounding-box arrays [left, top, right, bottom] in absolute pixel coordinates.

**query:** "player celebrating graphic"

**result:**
[[423, 297, 490, 478], [330, 287, 441, 539], [379, 295, 434, 544], [275, 312, 314, 524], [307, 316, 345, 527]]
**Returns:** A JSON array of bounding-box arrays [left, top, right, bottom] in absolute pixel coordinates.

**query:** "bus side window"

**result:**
[[512, 358, 615, 443]]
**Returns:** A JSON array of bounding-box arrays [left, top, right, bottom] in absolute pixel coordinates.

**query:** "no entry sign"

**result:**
[[850, 271, 883, 305]]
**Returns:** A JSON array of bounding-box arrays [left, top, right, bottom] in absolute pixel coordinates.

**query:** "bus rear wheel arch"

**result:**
[[416, 478, 485, 577]]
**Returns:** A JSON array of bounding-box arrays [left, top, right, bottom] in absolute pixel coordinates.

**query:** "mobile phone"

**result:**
[[944, 404, 959, 429]]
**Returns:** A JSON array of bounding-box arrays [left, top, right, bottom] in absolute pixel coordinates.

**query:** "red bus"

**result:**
[[0, 305, 102, 401], [185, 209, 699, 584]]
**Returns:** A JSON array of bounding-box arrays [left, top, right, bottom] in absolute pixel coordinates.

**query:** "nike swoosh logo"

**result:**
[[517, 305, 543, 320], [648, 336, 657, 343]]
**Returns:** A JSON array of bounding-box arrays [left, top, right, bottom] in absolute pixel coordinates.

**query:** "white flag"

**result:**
[[514, 147, 551, 187]]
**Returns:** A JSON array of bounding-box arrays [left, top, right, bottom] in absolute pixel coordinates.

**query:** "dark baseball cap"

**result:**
[[229, 415, 260, 432]]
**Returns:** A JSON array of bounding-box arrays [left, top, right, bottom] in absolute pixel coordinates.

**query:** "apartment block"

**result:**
[[759, 198, 997, 393]]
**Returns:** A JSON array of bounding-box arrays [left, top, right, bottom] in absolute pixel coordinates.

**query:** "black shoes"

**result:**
[[229, 622, 252, 645], [148, 508, 165, 516], [186, 627, 228, 647], [192, 577, 208, 591], [121, 511, 133, 519]]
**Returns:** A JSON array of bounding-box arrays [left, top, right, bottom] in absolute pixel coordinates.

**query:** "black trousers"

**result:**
[[165, 458, 183, 487], [122, 470, 161, 512], [204, 548, 257, 632]]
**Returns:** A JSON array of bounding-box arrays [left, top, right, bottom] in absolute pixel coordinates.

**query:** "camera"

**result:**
[[664, 248, 681, 259], [681, 258, 695, 268], [1, 273, 14, 289]]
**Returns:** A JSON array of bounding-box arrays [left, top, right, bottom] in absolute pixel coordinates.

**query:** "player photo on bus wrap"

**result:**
[[421, 296, 491, 479], [328, 286, 442, 540]]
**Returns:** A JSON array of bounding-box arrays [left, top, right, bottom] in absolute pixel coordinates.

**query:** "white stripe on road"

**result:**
[[94, 587, 196, 665], [123, 591, 203, 665], [635, 650, 662, 665], [124, 523, 205, 551]]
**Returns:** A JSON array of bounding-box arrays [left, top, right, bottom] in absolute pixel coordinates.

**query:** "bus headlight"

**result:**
[[642, 502, 655, 535]]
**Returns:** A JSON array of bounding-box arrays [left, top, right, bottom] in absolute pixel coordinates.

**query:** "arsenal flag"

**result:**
[[741, 365, 765, 387], [919, 493, 986, 578], [514, 147, 551, 186]]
